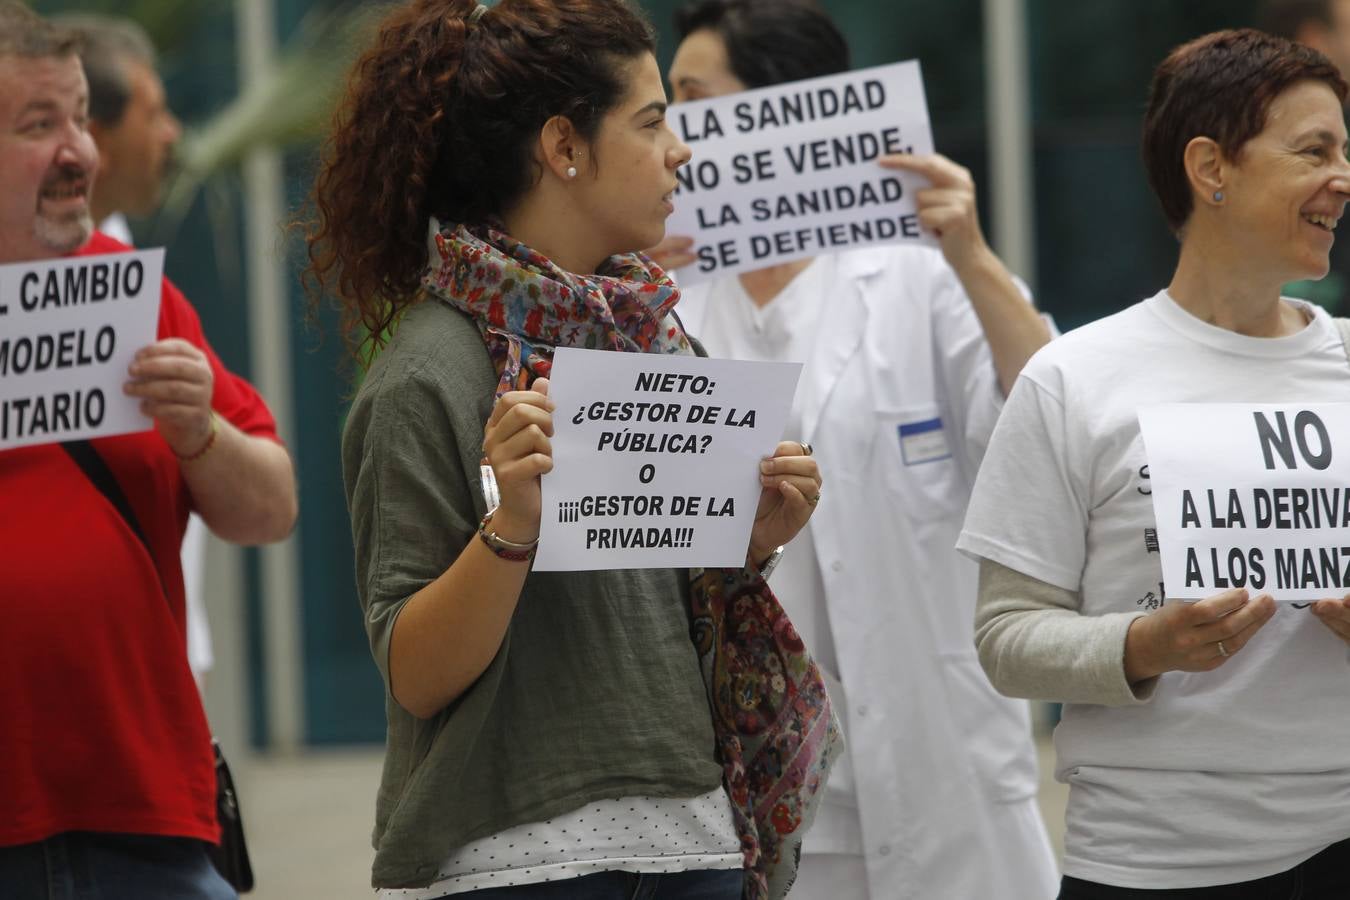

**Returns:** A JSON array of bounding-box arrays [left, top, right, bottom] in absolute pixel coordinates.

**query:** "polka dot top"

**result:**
[[375, 787, 742, 897]]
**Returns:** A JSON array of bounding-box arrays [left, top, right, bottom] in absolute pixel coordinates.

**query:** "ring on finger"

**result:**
[[798, 441, 813, 457], [807, 490, 822, 506], [1217, 640, 1229, 658]]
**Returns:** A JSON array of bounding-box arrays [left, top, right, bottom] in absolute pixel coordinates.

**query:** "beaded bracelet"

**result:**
[[175, 412, 220, 463], [477, 509, 538, 563]]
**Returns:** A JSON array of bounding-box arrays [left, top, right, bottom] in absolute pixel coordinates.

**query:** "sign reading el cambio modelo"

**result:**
[[0, 249, 163, 450], [1139, 403, 1350, 601], [666, 59, 937, 285], [536, 347, 801, 570]]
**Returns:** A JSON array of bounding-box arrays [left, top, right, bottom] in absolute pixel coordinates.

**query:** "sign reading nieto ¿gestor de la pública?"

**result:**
[[665, 59, 937, 285], [0, 249, 163, 450], [1139, 403, 1350, 602], [535, 347, 801, 571]]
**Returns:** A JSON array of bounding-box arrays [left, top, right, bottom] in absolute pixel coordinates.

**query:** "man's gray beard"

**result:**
[[34, 210, 93, 254]]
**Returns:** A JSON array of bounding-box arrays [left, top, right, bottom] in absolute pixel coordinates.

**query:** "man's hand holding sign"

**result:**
[[1133, 402, 1350, 680], [124, 338, 217, 459]]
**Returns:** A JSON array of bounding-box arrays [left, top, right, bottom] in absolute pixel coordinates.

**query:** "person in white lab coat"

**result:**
[[656, 1, 1058, 896]]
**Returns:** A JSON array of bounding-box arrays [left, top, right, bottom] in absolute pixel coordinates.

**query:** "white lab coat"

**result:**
[[677, 246, 1058, 899]]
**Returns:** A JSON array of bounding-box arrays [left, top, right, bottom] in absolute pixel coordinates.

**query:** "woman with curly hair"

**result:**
[[303, 1, 835, 898]]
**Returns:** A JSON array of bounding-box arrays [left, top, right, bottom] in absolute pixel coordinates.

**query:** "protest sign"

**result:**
[[0, 248, 163, 450], [536, 347, 801, 570], [665, 59, 936, 285], [1139, 403, 1350, 601]]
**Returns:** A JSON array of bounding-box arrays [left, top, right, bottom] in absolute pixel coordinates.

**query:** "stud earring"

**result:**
[[566, 166, 577, 178], [1213, 190, 1224, 202]]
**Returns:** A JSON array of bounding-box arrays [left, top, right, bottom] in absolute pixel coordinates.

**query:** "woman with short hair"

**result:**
[[959, 28, 1350, 898]]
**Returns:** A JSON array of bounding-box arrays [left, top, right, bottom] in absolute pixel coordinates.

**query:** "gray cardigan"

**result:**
[[342, 300, 724, 888]]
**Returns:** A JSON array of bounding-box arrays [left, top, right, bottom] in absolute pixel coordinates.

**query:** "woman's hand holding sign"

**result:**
[[1312, 596, 1350, 645], [483, 377, 555, 543], [1122, 588, 1278, 684], [748, 440, 822, 567], [879, 151, 1050, 395], [879, 152, 993, 274]]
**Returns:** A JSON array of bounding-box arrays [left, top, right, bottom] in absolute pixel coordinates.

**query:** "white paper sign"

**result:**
[[1139, 402, 1350, 601], [666, 59, 937, 285], [0, 248, 163, 450], [536, 347, 801, 570]]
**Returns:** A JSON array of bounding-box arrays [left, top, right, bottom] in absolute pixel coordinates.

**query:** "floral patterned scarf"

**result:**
[[422, 220, 841, 900]]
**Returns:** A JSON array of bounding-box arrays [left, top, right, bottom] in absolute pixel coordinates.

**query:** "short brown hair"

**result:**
[[1142, 28, 1348, 234], [0, 1, 80, 59]]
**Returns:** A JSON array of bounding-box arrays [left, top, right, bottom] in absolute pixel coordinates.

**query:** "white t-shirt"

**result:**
[[693, 257, 864, 857], [958, 290, 1350, 889]]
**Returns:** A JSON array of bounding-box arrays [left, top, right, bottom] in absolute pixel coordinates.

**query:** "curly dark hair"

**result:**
[[302, 0, 656, 361]]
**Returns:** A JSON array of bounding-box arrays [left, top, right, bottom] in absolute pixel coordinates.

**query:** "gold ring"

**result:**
[[808, 491, 821, 506], [1217, 640, 1229, 658], [799, 441, 813, 457]]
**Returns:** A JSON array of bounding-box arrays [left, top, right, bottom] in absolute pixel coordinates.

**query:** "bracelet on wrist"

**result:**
[[754, 545, 785, 580], [477, 508, 538, 563], [175, 412, 220, 463]]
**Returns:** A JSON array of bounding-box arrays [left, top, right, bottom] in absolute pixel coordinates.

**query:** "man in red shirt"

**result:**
[[0, 5, 298, 898]]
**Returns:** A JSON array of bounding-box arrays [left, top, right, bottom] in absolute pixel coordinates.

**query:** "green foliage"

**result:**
[[32, 0, 228, 50]]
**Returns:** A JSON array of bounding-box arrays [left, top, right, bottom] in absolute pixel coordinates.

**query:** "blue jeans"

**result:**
[[0, 832, 236, 900], [466, 868, 745, 899], [1058, 836, 1350, 899]]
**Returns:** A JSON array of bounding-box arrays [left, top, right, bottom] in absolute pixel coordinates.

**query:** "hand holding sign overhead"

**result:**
[[880, 153, 991, 273]]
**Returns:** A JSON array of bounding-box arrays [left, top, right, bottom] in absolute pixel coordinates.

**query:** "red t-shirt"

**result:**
[[0, 232, 280, 846]]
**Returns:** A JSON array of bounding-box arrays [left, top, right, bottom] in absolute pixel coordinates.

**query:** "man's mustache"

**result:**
[[41, 164, 90, 191]]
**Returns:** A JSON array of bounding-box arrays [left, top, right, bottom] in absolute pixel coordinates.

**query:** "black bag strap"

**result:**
[[61, 440, 252, 892], [61, 439, 169, 600]]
